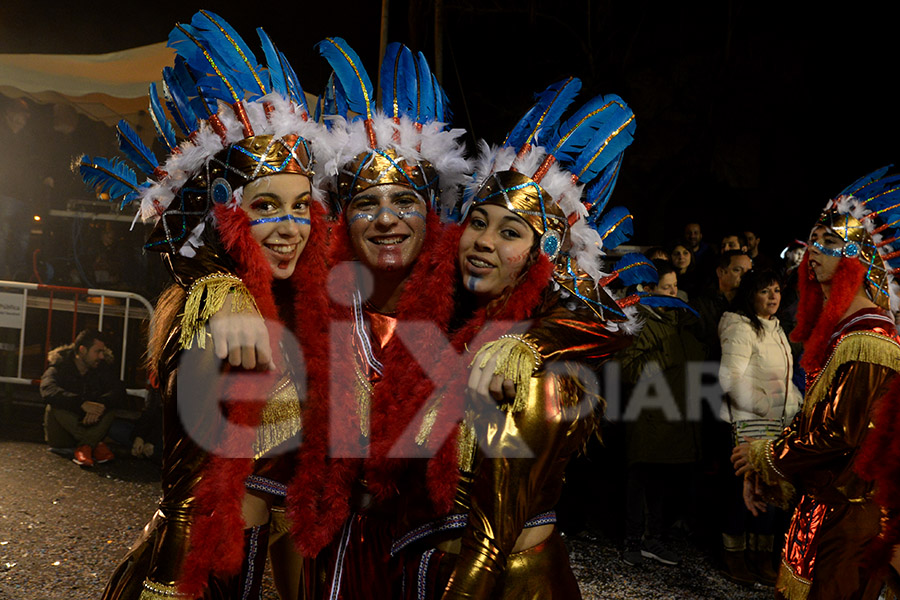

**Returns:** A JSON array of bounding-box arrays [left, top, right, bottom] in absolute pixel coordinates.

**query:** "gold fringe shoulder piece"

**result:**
[[471, 334, 542, 413], [775, 559, 811, 600], [178, 273, 258, 351], [139, 578, 190, 599], [804, 331, 900, 415]]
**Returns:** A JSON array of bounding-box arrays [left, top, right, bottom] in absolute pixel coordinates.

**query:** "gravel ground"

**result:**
[[0, 415, 771, 600]]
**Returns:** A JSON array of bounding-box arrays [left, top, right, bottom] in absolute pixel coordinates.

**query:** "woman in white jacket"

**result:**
[[717, 268, 802, 587]]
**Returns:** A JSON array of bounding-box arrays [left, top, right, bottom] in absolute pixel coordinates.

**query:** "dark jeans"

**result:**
[[626, 462, 676, 541]]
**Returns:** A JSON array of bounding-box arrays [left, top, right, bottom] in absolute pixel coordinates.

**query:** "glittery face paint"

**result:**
[[241, 174, 312, 279], [347, 184, 427, 273], [458, 204, 536, 306], [806, 225, 843, 283]]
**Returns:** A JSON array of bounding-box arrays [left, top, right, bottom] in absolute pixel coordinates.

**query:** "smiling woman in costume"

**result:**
[[376, 80, 687, 599], [79, 12, 331, 600]]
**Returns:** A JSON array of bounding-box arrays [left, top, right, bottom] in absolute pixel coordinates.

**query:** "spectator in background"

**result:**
[[621, 260, 705, 567], [718, 269, 802, 586], [671, 243, 700, 301], [743, 228, 773, 271], [683, 221, 716, 283], [645, 246, 670, 262], [40, 328, 127, 467], [691, 250, 753, 360], [720, 232, 748, 254]]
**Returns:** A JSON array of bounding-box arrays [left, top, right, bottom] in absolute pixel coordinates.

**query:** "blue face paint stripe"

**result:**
[[248, 214, 311, 226], [811, 241, 845, 258]]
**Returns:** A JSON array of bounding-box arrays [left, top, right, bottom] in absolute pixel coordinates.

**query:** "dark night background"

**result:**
[[2, 0, 899, 296]]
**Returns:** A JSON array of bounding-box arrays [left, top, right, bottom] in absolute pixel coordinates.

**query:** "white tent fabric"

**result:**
[[0, 42, 173, 126]]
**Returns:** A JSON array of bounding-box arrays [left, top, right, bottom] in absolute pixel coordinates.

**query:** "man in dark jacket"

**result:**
[[40, 328, 126, 467]]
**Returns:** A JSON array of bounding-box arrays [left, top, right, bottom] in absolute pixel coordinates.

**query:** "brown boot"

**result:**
[[722, 533, 756, 586], [747, 533, 779, 586]]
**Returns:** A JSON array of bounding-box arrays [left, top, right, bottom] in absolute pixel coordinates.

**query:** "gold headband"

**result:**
[[472, 171, 568, 258], [337, 148, 437, 208], [146, 134, 313, 253], [815, 208, 889, 309]]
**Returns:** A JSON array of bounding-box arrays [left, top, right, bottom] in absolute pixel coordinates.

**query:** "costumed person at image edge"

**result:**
[[380, 81, 689, 598], [78, 12, 331, 599], [733, 167, 900, 600]]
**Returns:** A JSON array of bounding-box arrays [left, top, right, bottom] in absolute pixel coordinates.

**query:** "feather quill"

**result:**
[[593, 205, 633, 250], [504, 77, 581, 150], [190, 10, 267, 100], [380, 42, 416, 120], [116, 120, 159, 177], [568, 95, 635, 183], [77, 156, 140, 204], [171, 56, 216, 119], [316, 37, 374, 120], [637, 294, 699, 317], [162, 67, 199, 136], [415, 51, 435, 123], [433, 74, 451, 123], [584, 153, 624, 217], [551, 94, 633, 168], [168, 22, 241, 104], [613, 253, 657, 287], [257, 28, 287, 98], [148, 83, 178, 152], [840, 166, 892, 198]]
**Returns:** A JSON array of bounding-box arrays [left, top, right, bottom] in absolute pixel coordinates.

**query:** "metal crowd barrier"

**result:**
[[0, 280, 153, 397]]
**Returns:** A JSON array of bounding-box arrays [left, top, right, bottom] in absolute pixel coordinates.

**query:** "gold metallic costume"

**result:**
[[395, 294, 631, 600], [101, 253, 305, 600], [747, 308, 900, 600]]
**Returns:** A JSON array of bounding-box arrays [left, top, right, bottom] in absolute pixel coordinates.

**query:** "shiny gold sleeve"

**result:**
[[442, 374, 591, 599], [519, 294, 632, 372], [770, 362, 895, 488]]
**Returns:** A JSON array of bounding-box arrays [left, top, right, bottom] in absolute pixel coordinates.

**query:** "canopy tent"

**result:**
[[0, 42, 173, 127]]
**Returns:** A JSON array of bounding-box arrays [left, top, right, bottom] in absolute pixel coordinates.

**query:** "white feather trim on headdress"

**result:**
[[137, 97, 332, 223], [327, 112, 470, 209]]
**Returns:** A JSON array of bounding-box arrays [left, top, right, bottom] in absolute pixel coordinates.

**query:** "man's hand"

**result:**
[[81, 400, 105, 425], [208, 293, 272, 370], [743, 474, 768, 517]]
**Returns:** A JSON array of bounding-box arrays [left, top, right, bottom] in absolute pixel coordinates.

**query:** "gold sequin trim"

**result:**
[[139, 579, 189, 599], [354, 364, 373, 437], [457, 411, 477, 472], [253, 374, 302, 459]]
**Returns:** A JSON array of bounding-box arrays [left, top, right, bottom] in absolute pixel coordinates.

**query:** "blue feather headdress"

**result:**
[[76, 11, 327, 256], [463, 79, 643, 327], [313, 37, 468, 215], [818, 166, 900, 312]]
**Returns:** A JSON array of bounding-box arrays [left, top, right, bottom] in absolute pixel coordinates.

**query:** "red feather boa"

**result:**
[[178, 202, 330, 596], [791, 254, 866, 372], [287, 211, 445, 555], [286, 215, 553, 555]]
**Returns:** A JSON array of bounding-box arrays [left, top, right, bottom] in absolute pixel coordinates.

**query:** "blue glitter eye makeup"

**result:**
[[248, 214, 311, 227]]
